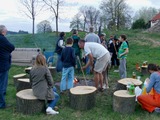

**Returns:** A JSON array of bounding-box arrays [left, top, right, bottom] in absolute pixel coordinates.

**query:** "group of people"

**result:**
[[1, 24, 160, 114]]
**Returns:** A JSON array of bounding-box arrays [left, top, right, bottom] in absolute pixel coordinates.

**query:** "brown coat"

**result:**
[[30, 66, 54, 100]]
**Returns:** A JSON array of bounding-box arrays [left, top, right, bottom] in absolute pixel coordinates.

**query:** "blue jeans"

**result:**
[[85, 56, 90, 74], [0, 71, 8, 108], [56, 54, 63, 72], [48, 87, 60, 109], [60, 67, 74, 92]]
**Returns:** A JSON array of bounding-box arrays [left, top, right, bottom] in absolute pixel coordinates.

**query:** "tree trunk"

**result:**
[[69, 86, 97, 110], [16, 89, 45, 115], [113, 90, 136, 114]]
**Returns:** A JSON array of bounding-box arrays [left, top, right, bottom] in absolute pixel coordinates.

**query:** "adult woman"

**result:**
[[137, 63, 160, 113], [30, 54, 59, 115]]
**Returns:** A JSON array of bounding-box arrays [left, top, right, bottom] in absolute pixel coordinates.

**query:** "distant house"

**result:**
[[150, 12, 160, 27]]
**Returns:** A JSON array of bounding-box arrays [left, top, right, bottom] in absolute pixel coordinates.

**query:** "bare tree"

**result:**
[[70, 14, 83, 30], [19, 0, 44, 35], [79, 6, 88, 31], [100, 0, 132, 30], [42, 0, 64, 36], [79, 6, 100, 31], [37, 20, 52, 33]]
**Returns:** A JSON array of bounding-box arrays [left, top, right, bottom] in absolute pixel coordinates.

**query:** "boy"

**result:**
[[60, 38, 76, 93]]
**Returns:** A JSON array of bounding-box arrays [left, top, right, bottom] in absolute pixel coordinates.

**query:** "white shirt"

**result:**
[[84, 42, 109, 59]]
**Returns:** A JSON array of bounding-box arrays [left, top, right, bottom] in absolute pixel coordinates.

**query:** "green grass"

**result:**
[[1, 30, 160, 119]]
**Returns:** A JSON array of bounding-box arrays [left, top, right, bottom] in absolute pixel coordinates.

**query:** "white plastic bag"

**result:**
[[135, 86, 142, 101]]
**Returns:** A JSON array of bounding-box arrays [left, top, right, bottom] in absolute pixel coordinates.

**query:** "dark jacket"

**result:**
[[30, 66, 54, 100], [61, 46, 76, 68], [55, 37, 64, 55], [0, 34, 15, 72]]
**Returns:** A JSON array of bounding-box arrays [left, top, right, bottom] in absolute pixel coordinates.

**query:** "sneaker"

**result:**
[[154, 107, 160, 113], [114, 70, 119, 72], [103, 84, 107, 89], [46, 107, 59, 115]]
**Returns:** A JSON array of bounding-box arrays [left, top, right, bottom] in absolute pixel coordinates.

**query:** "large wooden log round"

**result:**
[[16, 78, 31, 92], [116, 78, 142, 90], [113, 90, 136, 114], [16, 89, 45, 115], [48, 66, 56, 76], [69, 86, 97, 110], [13, 73, 27, 86]]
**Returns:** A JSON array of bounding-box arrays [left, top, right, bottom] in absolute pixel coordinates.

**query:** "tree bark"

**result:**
[[69, 86, 97, 110], [113, 90, 136, 114], [16, 89, 45, 115]]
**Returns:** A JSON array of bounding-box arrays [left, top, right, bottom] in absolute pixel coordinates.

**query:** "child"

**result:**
[[30, 54, 59, 115], [60, 38, 76, 93]]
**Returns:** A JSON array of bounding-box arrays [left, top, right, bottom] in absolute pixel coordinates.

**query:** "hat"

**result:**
[[114, 36, 118, 40]]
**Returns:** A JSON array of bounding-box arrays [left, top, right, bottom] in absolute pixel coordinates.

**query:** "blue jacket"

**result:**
[[61, 46, 76, 68], [0, 34, 15, 72]]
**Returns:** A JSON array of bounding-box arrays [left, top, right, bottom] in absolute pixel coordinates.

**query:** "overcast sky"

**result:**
[[0, 0, 159, 33]]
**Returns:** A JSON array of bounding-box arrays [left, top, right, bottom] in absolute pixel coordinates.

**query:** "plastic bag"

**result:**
[[135, 86, 142, 101]]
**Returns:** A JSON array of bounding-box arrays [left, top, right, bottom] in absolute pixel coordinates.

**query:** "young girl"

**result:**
[[137, 63, 160, 113], [30, 54, 59, 115], [60, 38, 76, 93]]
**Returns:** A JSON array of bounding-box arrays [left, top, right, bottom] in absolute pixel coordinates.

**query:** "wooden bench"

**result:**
[[11, 48, 41, 66]]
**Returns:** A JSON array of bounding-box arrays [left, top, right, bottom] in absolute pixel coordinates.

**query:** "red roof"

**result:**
[[151, 13, 160, 21]]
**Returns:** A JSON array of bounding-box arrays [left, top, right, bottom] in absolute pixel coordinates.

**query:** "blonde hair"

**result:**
[[35, 54, 46, 66]]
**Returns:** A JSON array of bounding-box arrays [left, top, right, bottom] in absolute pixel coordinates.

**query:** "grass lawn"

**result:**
[[1, 30, 160, 120]]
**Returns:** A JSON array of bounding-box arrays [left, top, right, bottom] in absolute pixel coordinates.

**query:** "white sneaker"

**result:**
[[103, 84, 107, 89], [114, 70, 119, 72], [46, 107, 59, 115]]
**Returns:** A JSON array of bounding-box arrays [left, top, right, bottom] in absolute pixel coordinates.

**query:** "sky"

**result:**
[[0, 0, 160, 33]]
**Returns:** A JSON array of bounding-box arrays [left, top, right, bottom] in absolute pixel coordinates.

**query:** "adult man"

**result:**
[[84, 26, 101, 43], [118, 34, 129, 78], [84, 26, 101, 74], [0, 25, 15, 109], [78, 40, 110, 91]]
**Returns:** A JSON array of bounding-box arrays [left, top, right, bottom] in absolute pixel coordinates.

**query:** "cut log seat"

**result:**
[[113, 90, 136, 114], [116, 78, 142, 90], [69, 86, 97, 110], [16, 89, 45, 115], [16, 78, 31, 92], [13, 73, 27, 86]]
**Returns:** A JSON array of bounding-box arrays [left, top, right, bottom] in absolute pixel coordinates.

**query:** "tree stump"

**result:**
[[116, 78, 142, 90], [25, 67, 32, 74], [69, 86, 97, 110], [113, 90, 136, 114], [141, 65, 148, 75], [48, 66, 56, 76], [13, 73, 27, 86], [16, 89, 45, 115], [16, 78, 31, 92]]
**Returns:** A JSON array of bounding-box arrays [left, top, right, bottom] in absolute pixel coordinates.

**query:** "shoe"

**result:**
[[46, 107, 59, 115], [103, 84, 107, 89], [154, 107, 160, 113], [114, 70, 119, 72], [0, 104, 12, 109]]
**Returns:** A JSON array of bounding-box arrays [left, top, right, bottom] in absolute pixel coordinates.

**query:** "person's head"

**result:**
[[59, 32, 65, 38], [119, 34, 127, 42], [66, 37, 73, 45], [113, 36, 118, 42], [0, 25, 7, 36], [147, 63, 158, 73], [35, 54, 46, 66], [100, 33, 105, 40], [89, 26, 94, 33], [78, 39, 85, 49], [72, 29, 78, 35]]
